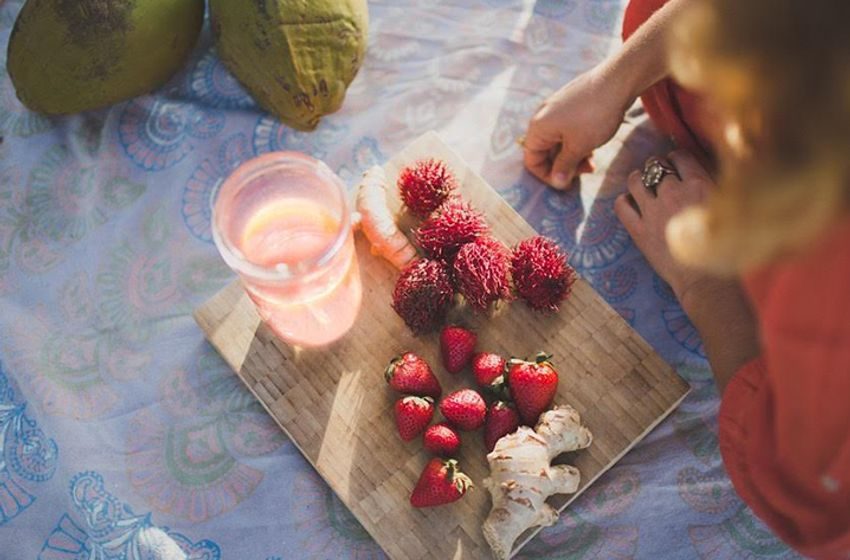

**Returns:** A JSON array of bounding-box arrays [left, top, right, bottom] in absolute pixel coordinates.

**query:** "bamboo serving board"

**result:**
[[194, 131, 690, 560]]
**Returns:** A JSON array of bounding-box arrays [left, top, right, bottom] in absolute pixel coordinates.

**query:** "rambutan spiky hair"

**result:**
[[511, 236, 575, 312], [415, 198, 489, 264], [398, 159, 457, 217], [392, 258, 454, 333], [453, 236, 512, 310]]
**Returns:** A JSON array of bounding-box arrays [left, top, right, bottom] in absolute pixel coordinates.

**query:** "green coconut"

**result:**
[[210, 0, 368, 131], [7, 0, 205, 115]]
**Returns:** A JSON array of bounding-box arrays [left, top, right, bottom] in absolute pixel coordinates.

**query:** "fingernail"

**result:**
[[553, 173, 568, 188]]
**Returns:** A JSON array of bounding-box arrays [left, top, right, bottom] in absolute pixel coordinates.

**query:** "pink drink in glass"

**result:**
[[212, 152, 362, 347]]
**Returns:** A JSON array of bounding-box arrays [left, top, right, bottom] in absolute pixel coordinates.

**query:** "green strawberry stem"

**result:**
[[508, 352, 553, 367], [445, 459, 473, 493], [534, 352, 553, 364], [483, 374, 511, 402], [403, 395, 434, 405], [384, 356, 402, 382]]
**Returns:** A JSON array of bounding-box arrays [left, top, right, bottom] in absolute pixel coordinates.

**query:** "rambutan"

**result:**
[[415, 198, 489, 264], [511, 236, 576, 312], [392, 258, 454, 333], [453, 236, 512, 311], [398, 159, 458, 217]]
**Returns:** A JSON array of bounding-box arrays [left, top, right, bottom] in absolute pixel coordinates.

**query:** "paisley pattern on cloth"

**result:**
[[0, 137, 145, 277], [0, 360, 58, 525], [119, 98, 225, 171], [252, 116, 349, 161], [0, 0, 801, 557], [0, 63, 52, 138], [126, 348, 287, 522], [689, 507, 804, 560], [287, 469, 386, 560], [516, 467, 642, 560], [186, 51, 257, 111], [38, 471, 221, 560], [182, 133, 253, 243]]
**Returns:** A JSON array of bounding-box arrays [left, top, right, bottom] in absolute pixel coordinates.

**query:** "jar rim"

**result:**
[[211, 151, 351, 282]]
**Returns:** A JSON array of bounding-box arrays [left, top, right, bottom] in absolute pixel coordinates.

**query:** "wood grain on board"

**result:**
[[194, 132, 690, 560]]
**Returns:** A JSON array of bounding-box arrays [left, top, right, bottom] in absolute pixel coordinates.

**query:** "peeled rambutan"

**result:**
[[398, 159, 458, 217], [453, 236, 512, 311], [511, 236, 576, 312], [415, 198, 489, 264], [392, 258, 454, 333]]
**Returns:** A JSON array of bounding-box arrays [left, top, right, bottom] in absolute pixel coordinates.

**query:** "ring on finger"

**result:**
[[641, 156, 680, 195]]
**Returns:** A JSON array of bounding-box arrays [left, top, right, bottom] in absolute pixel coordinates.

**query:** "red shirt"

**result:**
[[721, 218, 850, 559], [624, 2, 850, 558]]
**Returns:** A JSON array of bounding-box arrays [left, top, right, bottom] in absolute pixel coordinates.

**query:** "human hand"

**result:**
[[523, 66, 634, 189], [614, 150, 715, 306]]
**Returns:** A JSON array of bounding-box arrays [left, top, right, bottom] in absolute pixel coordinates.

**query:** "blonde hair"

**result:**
[[666, 0, 850, 273]]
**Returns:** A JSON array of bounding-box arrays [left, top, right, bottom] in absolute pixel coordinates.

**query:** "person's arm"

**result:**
[[614, 149, 759, 393], [678, 278, 760, 393], [614, 120, 850, 560], [524, 0, 696, 189], [602, 0, 695, 108]]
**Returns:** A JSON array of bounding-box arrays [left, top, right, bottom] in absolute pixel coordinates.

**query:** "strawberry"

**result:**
[[410, 458, 473, 508], [439, 388, 486, 431], [394, 396, 435, 441], [423, 422, 461, 457], [440, 325, 477, 374], [471, 352, 506, 388], [507, 353, 559, 426], [484, 401, 520, 452], [385, 353, 442, 398]]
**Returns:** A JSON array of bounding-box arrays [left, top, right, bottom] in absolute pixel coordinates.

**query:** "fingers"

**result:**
[[522, 143, 586, 190], [523, 146, 552, 185], [521, 118, 593, 189], [626, 169, 652, 212], [548, 146, 583, 189], [667, 150, 710, 181], [521, 122, 560, 185], [614, 193, 642, 236], [577, 157, 595, 174]]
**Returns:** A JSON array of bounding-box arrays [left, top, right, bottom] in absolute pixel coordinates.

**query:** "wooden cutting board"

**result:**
[[194, 131, 690, 560]]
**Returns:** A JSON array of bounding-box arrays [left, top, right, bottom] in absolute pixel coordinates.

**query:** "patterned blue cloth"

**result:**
[[0, 1, 801, 559]]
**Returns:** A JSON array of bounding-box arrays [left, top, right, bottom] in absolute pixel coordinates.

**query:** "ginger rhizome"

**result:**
[[354, 165, 418, 269], [482, 405, 592, 559]]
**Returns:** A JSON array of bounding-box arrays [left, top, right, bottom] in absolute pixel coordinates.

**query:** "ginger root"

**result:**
[[482, 405, 592, 559], [353, 165, 418, 269]]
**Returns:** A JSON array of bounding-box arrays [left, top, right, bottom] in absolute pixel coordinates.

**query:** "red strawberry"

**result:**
[[440, 325, 477, 374], [410, 458, 473, 508], [423, 422, 461, 457], [507, 353, 559, 426], [385, 353, 442, 398], [439, 388, 486, 431], [394, 396, 435, 442], [484, 401, 520, 452], [471, 352, 506, 388]]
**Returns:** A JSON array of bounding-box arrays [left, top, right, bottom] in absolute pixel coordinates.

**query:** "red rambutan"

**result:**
[[392, 258, 454, 333], [415, 198, 489, 264], [511, 236, 576, 312], [453, 236, 512, 311], [398, 159, 458, 217]]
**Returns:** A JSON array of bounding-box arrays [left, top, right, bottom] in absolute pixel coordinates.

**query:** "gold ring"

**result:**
[[516, 135, 526, 148]]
